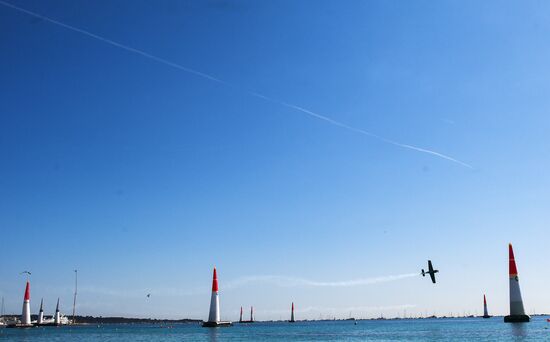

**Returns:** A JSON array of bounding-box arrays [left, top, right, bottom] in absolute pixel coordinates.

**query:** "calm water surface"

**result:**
[[2, 317, 550, 341]]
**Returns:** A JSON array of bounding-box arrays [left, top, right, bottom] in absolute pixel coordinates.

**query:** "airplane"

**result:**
[[421, 260, 438, 284]]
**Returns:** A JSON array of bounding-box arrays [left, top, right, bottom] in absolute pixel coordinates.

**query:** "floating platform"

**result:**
[[6, 324, 35, 329], [482, 315, 492, 319], [504, 315, 530, 323], [37, 323, 62, 327], [202, 321, 232, 327], [238, 320, 254, 324]]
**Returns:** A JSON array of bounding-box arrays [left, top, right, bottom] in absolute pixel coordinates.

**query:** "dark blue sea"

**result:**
[[2, 317, 550, 341]]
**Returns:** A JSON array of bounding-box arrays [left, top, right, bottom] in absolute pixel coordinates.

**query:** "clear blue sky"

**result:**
[[1, 0, 550, 320]]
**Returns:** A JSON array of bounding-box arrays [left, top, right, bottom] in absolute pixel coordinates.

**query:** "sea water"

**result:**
[[2, 317, 550, 341]]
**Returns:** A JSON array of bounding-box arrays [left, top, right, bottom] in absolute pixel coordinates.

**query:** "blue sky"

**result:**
[[1, 0, 550, 320]]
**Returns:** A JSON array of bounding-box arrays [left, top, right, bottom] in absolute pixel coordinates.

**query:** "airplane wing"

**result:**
[[428, 260, 436, 283]]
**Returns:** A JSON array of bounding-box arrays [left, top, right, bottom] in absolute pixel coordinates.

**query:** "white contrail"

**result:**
[[0, 0, 472, 168], [225, 273, 418, 289]]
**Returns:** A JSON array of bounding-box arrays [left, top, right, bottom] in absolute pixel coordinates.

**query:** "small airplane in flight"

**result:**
[[421, 260, 438, 284]]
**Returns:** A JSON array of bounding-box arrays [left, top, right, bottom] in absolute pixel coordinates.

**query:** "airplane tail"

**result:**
[[421, 269, 425, 277]]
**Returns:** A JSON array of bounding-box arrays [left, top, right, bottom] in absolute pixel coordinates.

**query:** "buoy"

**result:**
[[504, 243, 530, 323]]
